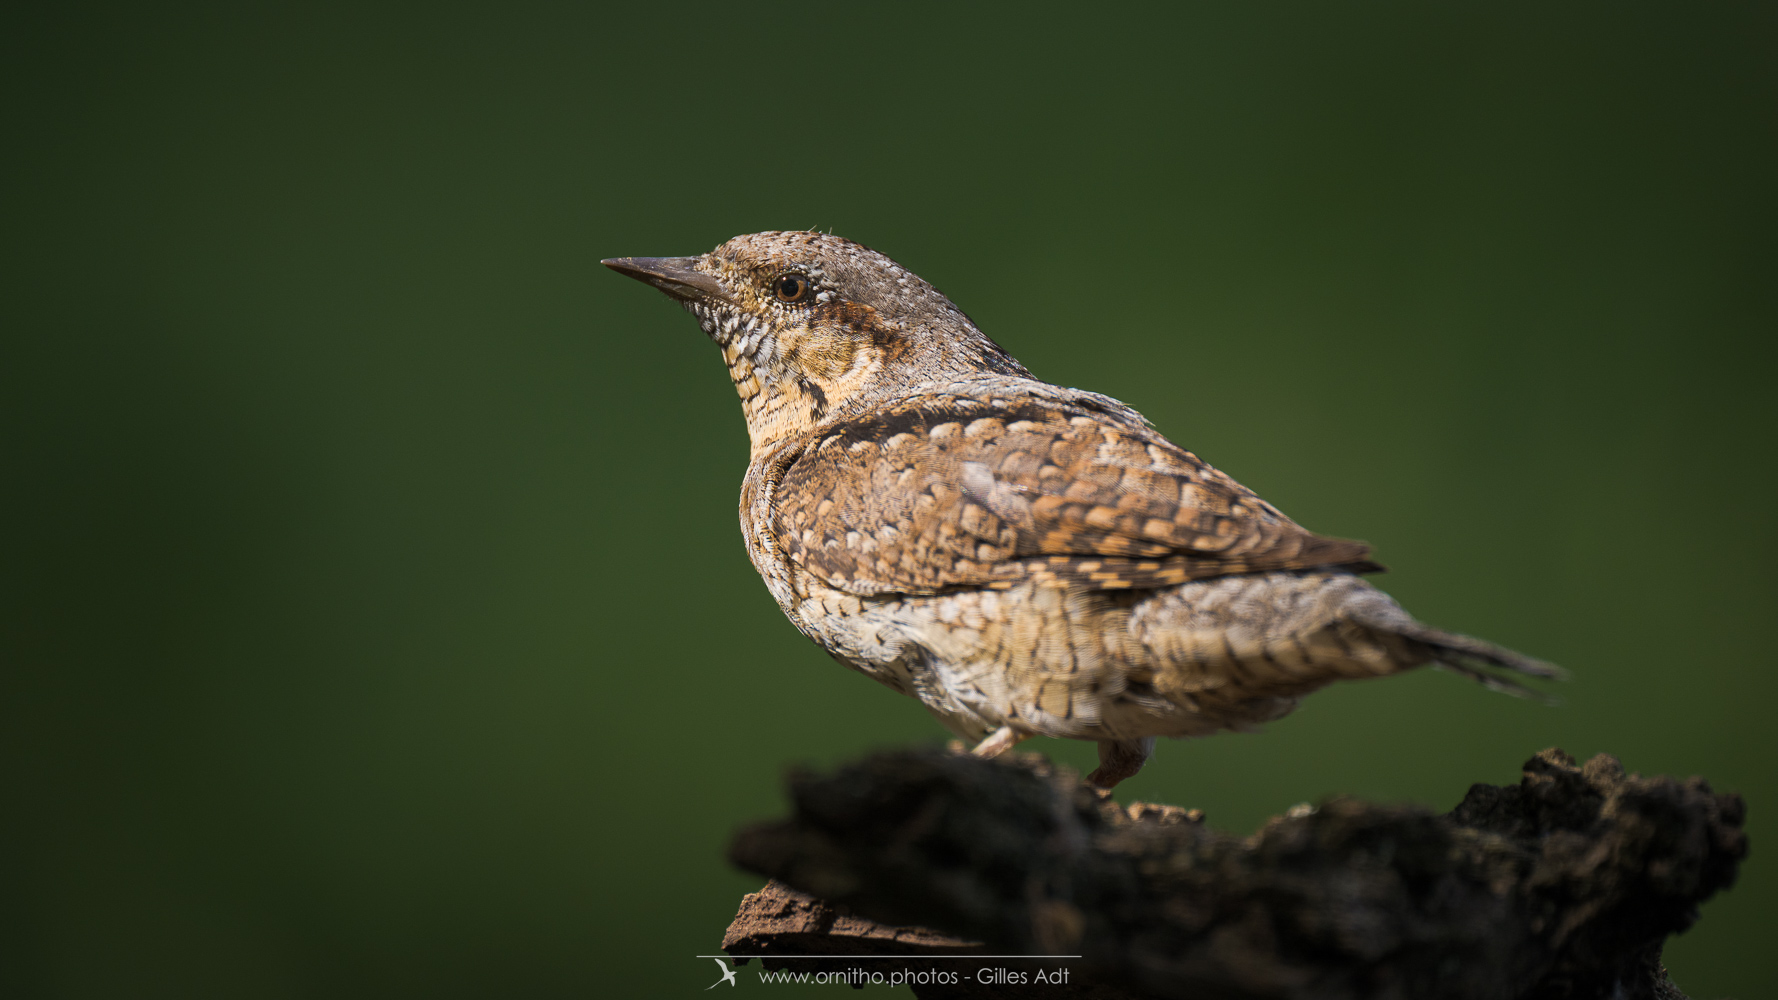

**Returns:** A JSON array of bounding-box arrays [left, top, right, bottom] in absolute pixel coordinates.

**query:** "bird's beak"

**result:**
[[601, 256, 729, 303]]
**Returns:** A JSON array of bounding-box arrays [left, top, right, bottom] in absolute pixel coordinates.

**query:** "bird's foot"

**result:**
[[967, 725, 1032, 759], [1086, 738, 1155, 790]]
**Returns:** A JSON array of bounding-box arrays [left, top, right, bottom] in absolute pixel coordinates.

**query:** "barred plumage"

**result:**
[[606, 232, 1559, 787]]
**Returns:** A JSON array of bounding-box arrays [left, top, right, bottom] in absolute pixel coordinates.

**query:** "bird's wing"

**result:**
[[772, 395, 1379, 596]]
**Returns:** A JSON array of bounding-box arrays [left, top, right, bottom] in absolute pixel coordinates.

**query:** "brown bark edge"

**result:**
[[721, 748, 1744, 1000]]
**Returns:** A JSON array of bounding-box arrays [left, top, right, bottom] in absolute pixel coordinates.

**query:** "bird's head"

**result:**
[[605, 231, 1028, 453]]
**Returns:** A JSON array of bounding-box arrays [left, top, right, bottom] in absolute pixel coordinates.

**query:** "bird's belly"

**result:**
[[782, 570, 1416, 745]]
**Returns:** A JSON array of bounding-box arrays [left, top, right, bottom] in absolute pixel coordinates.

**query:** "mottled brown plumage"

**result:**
[[605, 232, 1559, 787], [774, 394, 1380, 595]]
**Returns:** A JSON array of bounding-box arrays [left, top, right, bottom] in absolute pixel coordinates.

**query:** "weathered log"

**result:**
[[724, 748, 1742, 999]]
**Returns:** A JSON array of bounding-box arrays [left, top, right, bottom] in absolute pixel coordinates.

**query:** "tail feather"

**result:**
[[1394, 622, 1567, 704], [1430, 660, 1557, 702], [1338, 592, 1566, 703]]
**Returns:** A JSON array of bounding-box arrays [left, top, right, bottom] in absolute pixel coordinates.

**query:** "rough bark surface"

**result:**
[[724, 748, 1743, 999]]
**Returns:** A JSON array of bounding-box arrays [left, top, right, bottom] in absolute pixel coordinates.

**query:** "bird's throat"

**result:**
[[724, 348, 826, 460]]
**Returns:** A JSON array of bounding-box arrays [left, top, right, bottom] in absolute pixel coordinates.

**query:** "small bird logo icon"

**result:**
[[708, 957, 738, 988]]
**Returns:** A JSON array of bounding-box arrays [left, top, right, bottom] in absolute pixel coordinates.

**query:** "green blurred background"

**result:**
[[4, 3, 1773, 996]]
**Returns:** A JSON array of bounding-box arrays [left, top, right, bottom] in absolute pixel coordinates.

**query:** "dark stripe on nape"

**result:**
[[821, 397, 1076, 448]]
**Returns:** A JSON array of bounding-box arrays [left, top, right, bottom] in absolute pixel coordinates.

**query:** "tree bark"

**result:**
[[723, 748, 1743, 1000]]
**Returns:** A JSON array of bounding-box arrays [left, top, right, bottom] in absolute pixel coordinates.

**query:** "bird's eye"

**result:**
[[774, 273, 812, 303]]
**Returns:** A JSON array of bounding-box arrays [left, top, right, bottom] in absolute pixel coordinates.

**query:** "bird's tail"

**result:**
[[1125, 573, 1565, 715], [1354, 611, 1568, 703]]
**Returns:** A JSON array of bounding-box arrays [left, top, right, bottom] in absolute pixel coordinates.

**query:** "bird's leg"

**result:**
[[1086, 738, 1155, 789], [968, 725, 1032, 759]]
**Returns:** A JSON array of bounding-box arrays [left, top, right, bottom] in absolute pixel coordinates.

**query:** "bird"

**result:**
[[604, 231, 1560, 788]]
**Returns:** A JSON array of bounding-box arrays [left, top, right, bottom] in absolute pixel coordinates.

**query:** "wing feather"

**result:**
[[773, 395, 1378, 595]]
